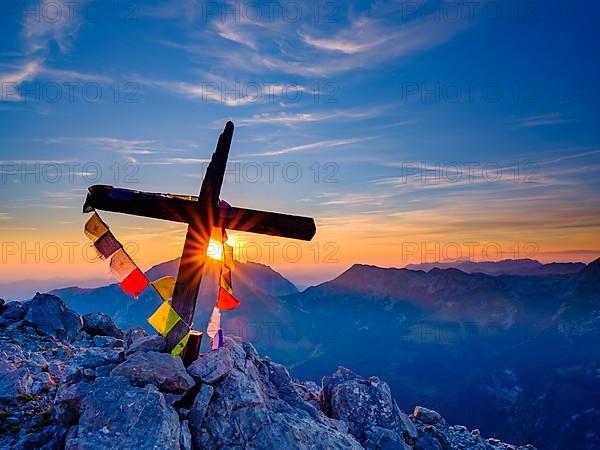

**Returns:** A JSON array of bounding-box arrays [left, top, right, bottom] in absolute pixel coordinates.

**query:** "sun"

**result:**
[[207, 239, 223, 260]]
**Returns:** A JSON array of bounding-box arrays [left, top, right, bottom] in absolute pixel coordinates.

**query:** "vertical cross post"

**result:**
[[165, 122, 234, 352]]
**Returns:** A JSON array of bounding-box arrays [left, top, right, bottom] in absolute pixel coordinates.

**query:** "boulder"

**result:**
[[124, 326, 148, 346], [65, 376, 180, 449], [126, 335, 166, 355], [322, 367, 403, 443], [72, 346, 123, 370], [186, 338, 246, 384], [0, 365, 33, 403], [110, 351, 195, 394], [23, 293, 83, 342], [53, 380, 93, 424], [189, 383, 213, 427], [82, 312, 123, 339], [413, 406, 444, 425], [92, 335, 124, 348], [2, 301, 26, 321]]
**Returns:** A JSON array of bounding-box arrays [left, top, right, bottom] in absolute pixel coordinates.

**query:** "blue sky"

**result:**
[[1, 0, 599, 287]]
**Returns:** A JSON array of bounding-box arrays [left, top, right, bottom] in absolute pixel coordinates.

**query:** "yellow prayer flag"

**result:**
[[171, 333, 190, 357], [84, 212, 109, 241], [151, 276, 176, 302], [147, 302, 182, 337], [224, 243, 234, 268]]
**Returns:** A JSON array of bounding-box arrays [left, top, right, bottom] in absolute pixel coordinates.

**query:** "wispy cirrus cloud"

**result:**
[[510, 112, 572, 128], [234, 105, 392, 126], [243, 137, 371, 156], [22, 0, 82, 54]]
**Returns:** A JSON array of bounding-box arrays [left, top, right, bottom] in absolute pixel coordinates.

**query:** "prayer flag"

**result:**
[[93, 231, 122, 259], [211, 329, 223, 350], [119, 268, 149, 299], [220, 268, 232, 294], [224, 243, 234, 268], [148, 302, 182, 336], [84, 212, 109, 241], [171, 332, 190, 357], [109, 249, 137, 281], [216, 286, 240, 310], [207, 307, 221, 338], [152, 276, 176, 302]]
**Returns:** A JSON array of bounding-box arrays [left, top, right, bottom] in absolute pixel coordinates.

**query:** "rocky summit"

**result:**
[[0, 294, 535, 449]]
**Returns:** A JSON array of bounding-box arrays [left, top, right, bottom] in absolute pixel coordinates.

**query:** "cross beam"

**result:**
[[83, 122, 316, 352]]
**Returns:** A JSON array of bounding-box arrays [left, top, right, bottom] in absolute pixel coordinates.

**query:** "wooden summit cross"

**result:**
[[83, 121, 316, 353]]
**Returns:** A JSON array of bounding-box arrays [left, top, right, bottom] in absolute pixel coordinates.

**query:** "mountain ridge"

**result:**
[[0, 293, 536, 450]]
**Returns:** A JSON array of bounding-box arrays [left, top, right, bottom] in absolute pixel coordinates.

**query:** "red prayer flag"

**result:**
[[216, 287, 240, 310], [119, 267, 149, 299]]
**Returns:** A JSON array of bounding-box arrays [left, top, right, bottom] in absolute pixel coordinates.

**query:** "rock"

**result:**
[[180, 420, 192, 450], [82, 312, 123, 339], [413, 406, 444, 426], [92, 335, 124, 348], [365, 426, 411, 450], [53, 380, 93, 424], [1, 301, 26, 321], [72, 346, 123, 369], [66, 376, 180, 450], [23, 293, 83, 342], [321, 367, 402, 443], [0, 366, 33, 403], [125, 326, 148, 346], [189, 383, 213, 427], [13, 430, 53, 449], [110, 351, 195, 394], [186, 338, 246, 384], [399, 410, 418, 444], [189, 338, 362, 450], [30, 371, 54, 395], [126, 335, 166, 355]]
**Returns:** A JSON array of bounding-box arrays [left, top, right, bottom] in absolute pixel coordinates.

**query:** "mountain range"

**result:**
[[20, 257, 600, 449]]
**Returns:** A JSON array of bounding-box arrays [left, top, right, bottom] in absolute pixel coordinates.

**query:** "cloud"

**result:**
[[156, 0, 468, 77], [22, 0, 82, 54], [243, 137, 370, 156], [510, 113, 572, 128], [234, 106, 390, 126]]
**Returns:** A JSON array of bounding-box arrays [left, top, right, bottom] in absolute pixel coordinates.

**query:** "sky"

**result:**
[[1, 0, 599, 289]]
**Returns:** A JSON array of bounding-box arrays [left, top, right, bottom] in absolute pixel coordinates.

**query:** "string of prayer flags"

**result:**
[[208, 228, 242, 350], [151, 276, 176, 302], [84, 210, 194, 357]]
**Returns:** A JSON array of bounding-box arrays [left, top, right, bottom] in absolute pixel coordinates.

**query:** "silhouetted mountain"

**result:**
[[51, 258, 297, 335], [406, 258, 586, 276]]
